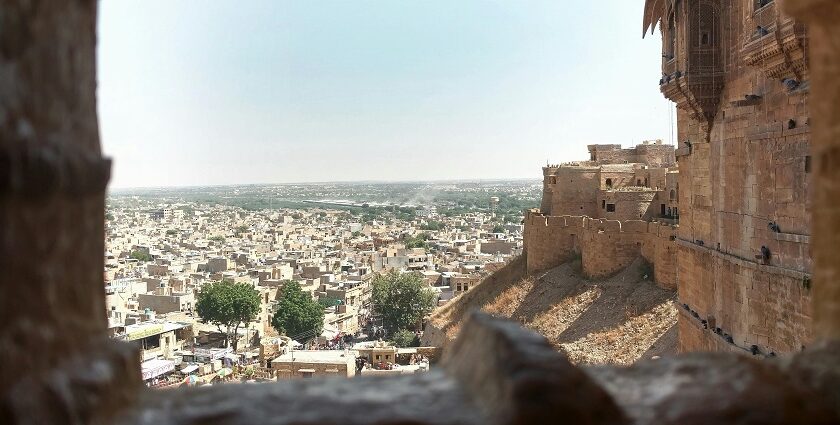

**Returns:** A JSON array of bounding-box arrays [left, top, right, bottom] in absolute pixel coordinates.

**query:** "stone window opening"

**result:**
[[605, 178, 613, 189], [670, 189, 676, 201], [665, 11, 676, 59], [606, 204, 616, 213], [5, 2, 840, 425], [602, 200, 607, 209], [806, 156, 812, 173], [755, 0, 774, 11]]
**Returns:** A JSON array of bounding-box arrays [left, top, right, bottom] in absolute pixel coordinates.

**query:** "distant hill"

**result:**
[[423, 256, 677, 365]]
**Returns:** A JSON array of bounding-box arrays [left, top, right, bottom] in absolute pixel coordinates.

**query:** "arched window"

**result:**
[[606, 178, 613, 189], [670, 189, 676, 200]]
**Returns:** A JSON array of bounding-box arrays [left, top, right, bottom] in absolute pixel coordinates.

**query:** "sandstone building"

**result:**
[[643, 0, 813, 355], [525, 141, 679, 287], [3, 1, 840, 425], [525, 0, 813, 357]]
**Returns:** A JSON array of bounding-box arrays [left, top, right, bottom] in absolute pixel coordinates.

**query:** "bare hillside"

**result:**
[[423, 256, 678, 365]]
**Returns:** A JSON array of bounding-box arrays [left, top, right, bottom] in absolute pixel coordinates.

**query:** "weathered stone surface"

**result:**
[[444, 312, 627, 425], [0, 0, 129, 415], [783, 0, 840, 341], [1, 339, 142, 425], [586, 353, 837, 425], [779, 339, 840, 420], [115, 371, 482, 425]]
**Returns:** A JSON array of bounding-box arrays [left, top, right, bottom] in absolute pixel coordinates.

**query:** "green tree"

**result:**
[[196, 280, 261, 351], [371, 271, 437, 334], [391, 329, 418, 348], [420, 221, 442, 231], [272, 281, 324, 342], [492, 224, 505, 233], [129, 250, 152, 262]]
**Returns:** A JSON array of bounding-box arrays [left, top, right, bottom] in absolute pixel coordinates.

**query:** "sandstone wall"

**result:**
[[676, 241, 812, 355], [670, 0, 813, 355], [524, 212, 676, 290], [523, 213, 583, 273], [641, 223, 677, 290], [549, 167, 600, 217], [597, 190, 658, 221], [579, 220, 645, 280]]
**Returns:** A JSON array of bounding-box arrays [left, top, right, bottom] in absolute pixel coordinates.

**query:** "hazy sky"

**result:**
[[98, 1, 673, 189]]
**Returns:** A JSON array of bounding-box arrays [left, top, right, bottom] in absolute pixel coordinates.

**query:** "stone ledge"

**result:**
[[773, 231, 810, 243], [676, 238, 810, 279]]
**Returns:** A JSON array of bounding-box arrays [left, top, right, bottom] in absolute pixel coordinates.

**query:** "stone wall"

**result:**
[[523, 211, 676, 289], [523, 213, 583, 273], [675, 240, 812, 354], [597, 190, 659, 221], [587, 143, 676, 167], [579, 220, 646, 279], [640, 223, 677, 290], [549, 167, 600, 217], [656, 0, 814, 356]]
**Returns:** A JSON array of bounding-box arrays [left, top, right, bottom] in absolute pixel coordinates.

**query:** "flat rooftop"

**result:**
[[272, 350, 355, 364]]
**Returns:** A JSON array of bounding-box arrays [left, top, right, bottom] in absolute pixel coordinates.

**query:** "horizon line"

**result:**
[[107, 176, 541, 192]]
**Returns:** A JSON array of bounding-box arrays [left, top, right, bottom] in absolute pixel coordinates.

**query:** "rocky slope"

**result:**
[[423, 256, 677, 365]]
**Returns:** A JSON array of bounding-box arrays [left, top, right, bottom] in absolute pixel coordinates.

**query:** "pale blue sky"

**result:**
[[97, 1, 673, 188]]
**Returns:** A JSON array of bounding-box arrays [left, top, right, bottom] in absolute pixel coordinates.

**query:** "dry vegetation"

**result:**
[[424, 256, 678, 365]]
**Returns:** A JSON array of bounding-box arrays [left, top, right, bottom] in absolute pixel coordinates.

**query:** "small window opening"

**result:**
[[605, 178, 613, 189], [756, 0, 774, 10], [606, 204, 616, 213], [602, 200, 606, 209], [805, 156, 812, 173], [701, 32, 710, 46]]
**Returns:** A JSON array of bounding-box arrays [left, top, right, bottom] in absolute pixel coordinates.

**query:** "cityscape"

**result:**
[[4, 0, 840, 424], [105, 180, 538, 384]]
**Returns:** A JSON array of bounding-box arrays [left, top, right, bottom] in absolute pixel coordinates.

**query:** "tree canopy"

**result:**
[[271, 280, 324, 342], [420, 221, 443, 231], [129, 250, 152, 262], [195, 279, 261, 350], [371, 271, 437, 334], [391, 329, 419, 348]]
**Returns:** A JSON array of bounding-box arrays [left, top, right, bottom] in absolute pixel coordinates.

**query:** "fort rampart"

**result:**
[[523, 210, 676, 289]]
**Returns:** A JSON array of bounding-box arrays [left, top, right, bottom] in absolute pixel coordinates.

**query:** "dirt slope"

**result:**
[[423, 256, 677, 365]]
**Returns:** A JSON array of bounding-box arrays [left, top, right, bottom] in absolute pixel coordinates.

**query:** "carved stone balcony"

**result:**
[[660, 70, 725, 128], [742, 4, 808, 80]]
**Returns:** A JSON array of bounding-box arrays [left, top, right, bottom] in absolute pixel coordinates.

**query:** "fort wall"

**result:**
[[657, 0, 813, 355], [675, 240, 812, 354], [524, 211, 677, 289]]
